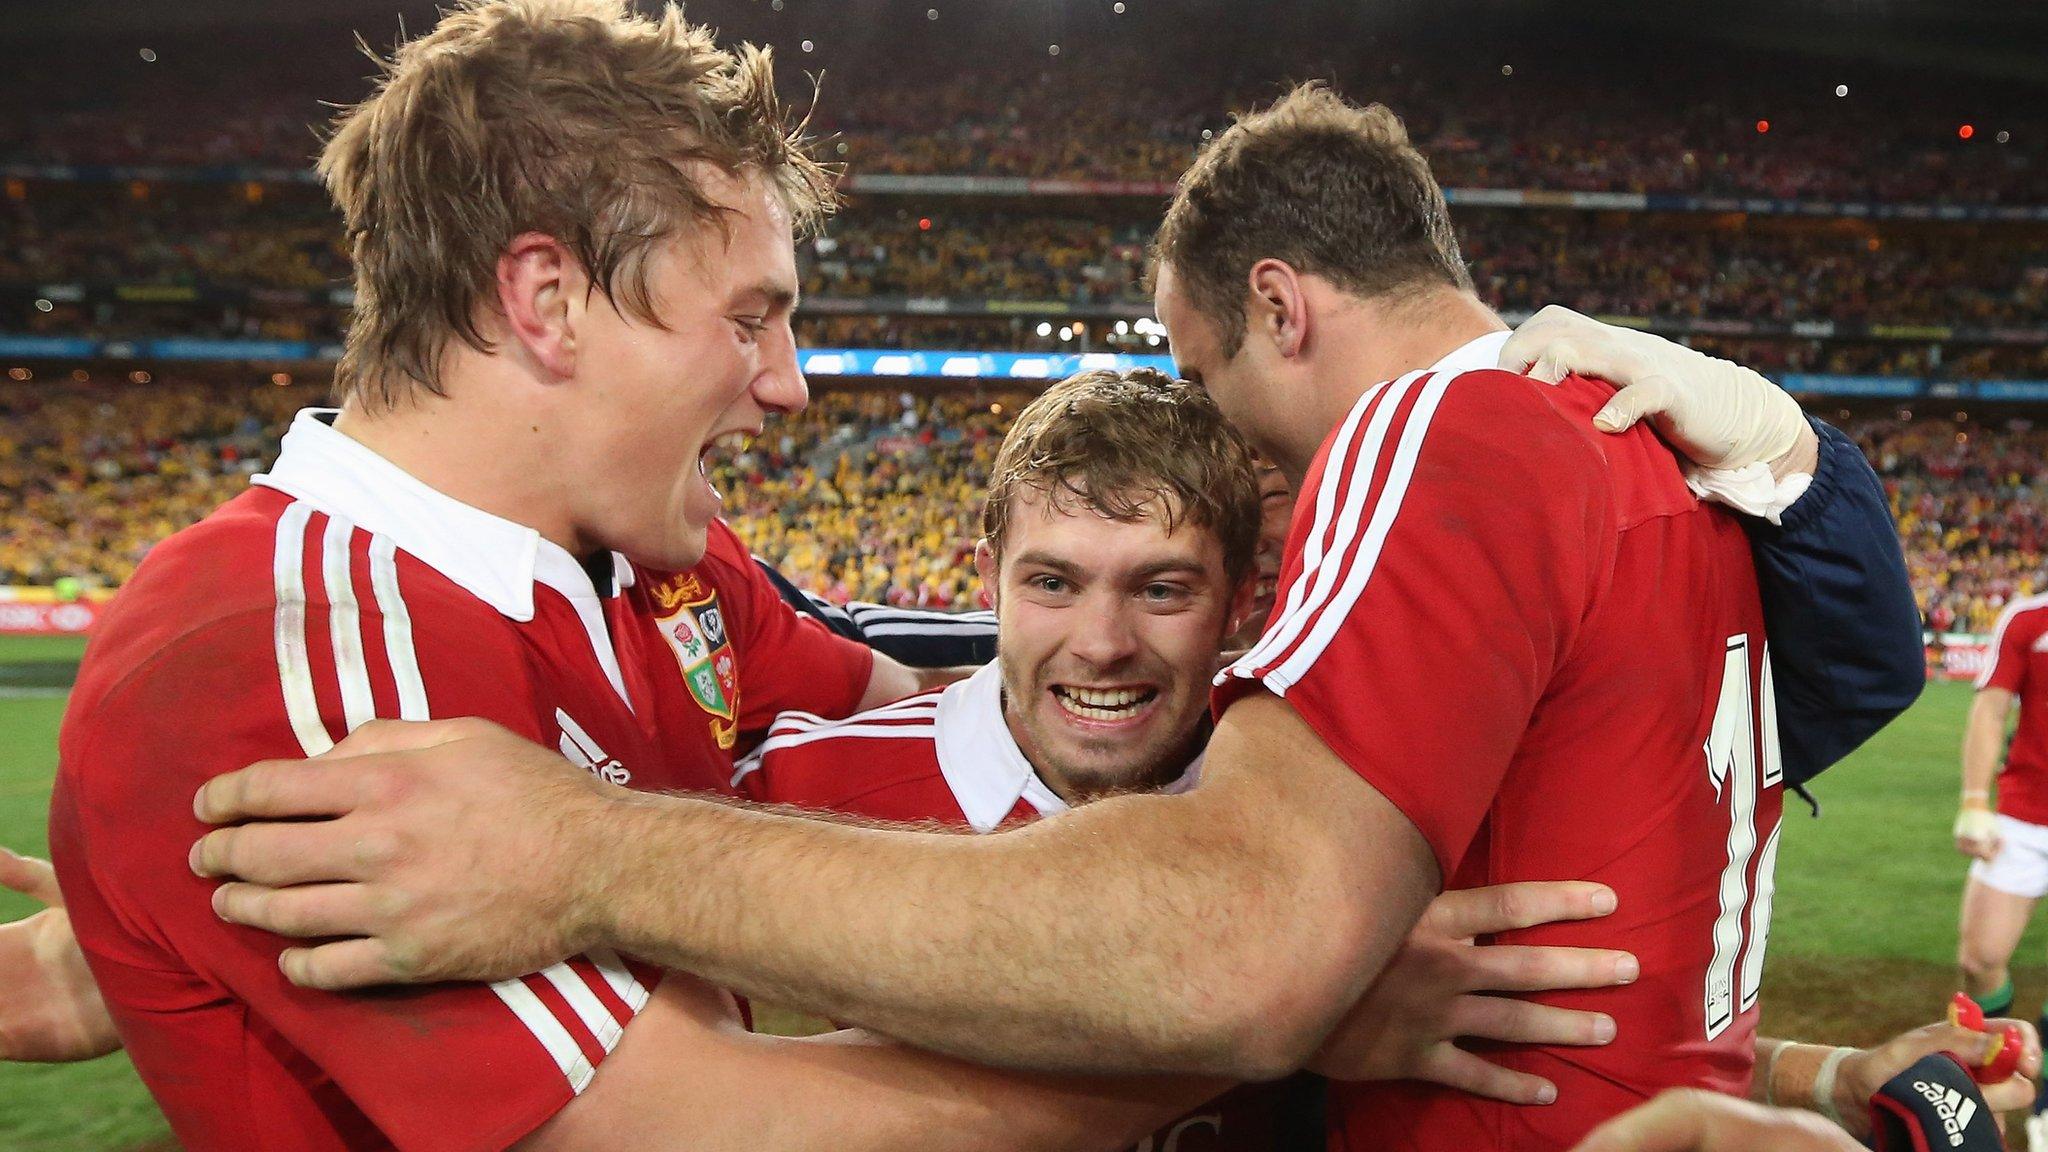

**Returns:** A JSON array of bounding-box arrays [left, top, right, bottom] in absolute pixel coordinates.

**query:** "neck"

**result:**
[[1000, 689, 1206, 806], [332, 361, 584, 555], [1272, 288, 1507, 486]]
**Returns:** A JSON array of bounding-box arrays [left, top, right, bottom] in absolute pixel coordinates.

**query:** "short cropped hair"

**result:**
[[320, 0, 837, 409], [1153, 82, 1471, 358], [982, 368, 1262, 585]]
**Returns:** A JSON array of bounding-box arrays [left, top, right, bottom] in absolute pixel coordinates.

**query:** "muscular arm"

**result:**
[[197, 692, 1438, 1080], [519, 976, 1217, 1152], [598, 691, 1434, 1078], [1963, 689, 2016, 805]]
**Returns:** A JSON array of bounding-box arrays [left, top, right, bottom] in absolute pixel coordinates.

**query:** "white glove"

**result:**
[[1501, 306, 1813, 520], [1955, 806, 1999, 845]]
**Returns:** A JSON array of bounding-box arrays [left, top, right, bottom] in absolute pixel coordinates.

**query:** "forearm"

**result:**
[[1753, 1038, 1856, 1119], [588, 789, 1312, 1075], [579, 699, 1422, 1078], [1962, 715, 2005, 800]]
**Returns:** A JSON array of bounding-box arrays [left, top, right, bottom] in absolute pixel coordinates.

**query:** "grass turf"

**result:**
[[0, 671, 2037, 1149]]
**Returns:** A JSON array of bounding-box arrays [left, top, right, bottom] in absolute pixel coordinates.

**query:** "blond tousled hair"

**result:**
[[319, 0, 837, 408]]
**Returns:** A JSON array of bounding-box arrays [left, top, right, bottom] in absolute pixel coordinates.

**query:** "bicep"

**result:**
[[1973, 688, 2018, 731]]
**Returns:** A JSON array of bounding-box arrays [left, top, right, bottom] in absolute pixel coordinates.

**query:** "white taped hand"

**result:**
[[1501, 305, 1808, 471]]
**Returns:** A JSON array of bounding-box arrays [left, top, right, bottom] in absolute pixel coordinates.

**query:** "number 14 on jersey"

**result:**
[[1705, 634, 1783, 1042]]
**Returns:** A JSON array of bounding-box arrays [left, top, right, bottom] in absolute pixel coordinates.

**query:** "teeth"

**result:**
[[1067, 686, 1145, 707], [1054, 686, 1155, 720]]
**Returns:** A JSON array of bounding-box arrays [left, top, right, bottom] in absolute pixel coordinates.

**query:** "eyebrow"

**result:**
[[733, 281, 798, 315], [1011, 553, 1209, 582]]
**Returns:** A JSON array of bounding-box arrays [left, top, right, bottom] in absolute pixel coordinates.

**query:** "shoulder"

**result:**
[[1321, 368, 1608, 487], [733, 693, 945, 802], [1993, 594, 2048, 641]]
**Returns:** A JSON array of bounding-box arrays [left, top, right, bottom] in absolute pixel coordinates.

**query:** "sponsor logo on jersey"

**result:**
[[556, 708, 630, 785], [650, 576, 742, 750], [1912, 1079, 1979, 1147]]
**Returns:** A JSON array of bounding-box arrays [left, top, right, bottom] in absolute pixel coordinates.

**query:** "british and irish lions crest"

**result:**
[[653, 576, 741, 750]]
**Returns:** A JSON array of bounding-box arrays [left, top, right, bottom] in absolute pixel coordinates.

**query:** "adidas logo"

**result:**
[[557, 709, 631, 786], [1912, 1079, 1979, 1147]]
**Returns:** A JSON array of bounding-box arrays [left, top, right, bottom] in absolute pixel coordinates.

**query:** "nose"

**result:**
[[1067, 593, 1142, 669], [754, 321, 808, 416]]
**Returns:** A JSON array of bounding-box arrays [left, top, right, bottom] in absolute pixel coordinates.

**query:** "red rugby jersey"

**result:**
[[50, 410, 873, 1152], [1215, 333, 1783, 1150], [1975, 594, 2048, 825], [736, 663, 1310, 1152]]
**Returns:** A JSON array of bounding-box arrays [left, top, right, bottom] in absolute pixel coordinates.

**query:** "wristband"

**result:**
[[1868, 1052, 2002, 1151], [1812, 1046, 1853, 1126], [1955, 808, 1999, 843], [1760, 1041, 1788, 1106]]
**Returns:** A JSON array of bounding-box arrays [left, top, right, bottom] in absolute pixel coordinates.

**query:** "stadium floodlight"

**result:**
[[1036, 321, 1053, 337], [1059, 326, 1076, 342], [1147, 335, 1162, 346], [1115, 320, 1129, 335]]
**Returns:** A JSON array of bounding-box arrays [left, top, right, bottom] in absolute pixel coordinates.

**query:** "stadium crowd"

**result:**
[[7, 33, 2042, 205], [11, 374, 2048, 641], [11, 190, 2046, 331]]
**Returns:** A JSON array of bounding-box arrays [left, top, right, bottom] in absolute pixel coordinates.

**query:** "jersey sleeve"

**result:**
[[1978, 603, 2037, 694], [704, 520, 876, 729], [1214, 370, 1611, 881], [57, 557, 650, 1150]]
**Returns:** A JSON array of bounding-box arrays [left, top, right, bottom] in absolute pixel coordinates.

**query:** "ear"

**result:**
[[1246, 258, 1309, 359], [973, 538, 1001, 612], [494, 232, 584, 381], [1225, 571, 1260, 638]]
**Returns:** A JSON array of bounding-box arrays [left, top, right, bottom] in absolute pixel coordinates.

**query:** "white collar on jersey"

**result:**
[[252, 408, 632, 623], [1427, 328, 1514, 380], [933, 663, 1204, 833]]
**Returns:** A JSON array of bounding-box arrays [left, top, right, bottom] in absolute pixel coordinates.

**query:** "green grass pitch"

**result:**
[[1, 639, 2041, 1148]]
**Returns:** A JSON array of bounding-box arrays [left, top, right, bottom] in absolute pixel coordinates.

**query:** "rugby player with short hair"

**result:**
[[42, 5, 1198, 1148], [1953, 593, 2048, 1144], [183, 77, 1924, 1152]]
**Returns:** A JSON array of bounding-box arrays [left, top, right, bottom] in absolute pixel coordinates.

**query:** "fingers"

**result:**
[[1449, 993, 1617, 1048], [1592, 380, 1677, 435], [190, 818, 388, 885], [1500, 305, 1604, 384], [1982, 1073, 2037, 1114], [277, 937, 412, 991], [325, 716, 496, 758], [1452, 944, 1640, 994], [1422, 880, 1619, 939], [195, 759, 378, 824], [1416, 1044, 1559, 1106], [211, 881, 386, 941], [1988, 1017, 2044, 1078], [0, 847, 62, 907]]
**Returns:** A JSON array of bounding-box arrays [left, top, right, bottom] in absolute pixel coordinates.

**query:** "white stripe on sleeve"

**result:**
[[487, 978, 597, 1095], [1269, 371, 1456, 688], [271, 501, 335, 756], [368, 535, 430, 720], [321, 515, 376, 734]]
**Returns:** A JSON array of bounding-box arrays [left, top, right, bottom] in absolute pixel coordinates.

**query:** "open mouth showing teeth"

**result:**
[[1052, 685, 1158, 721]]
